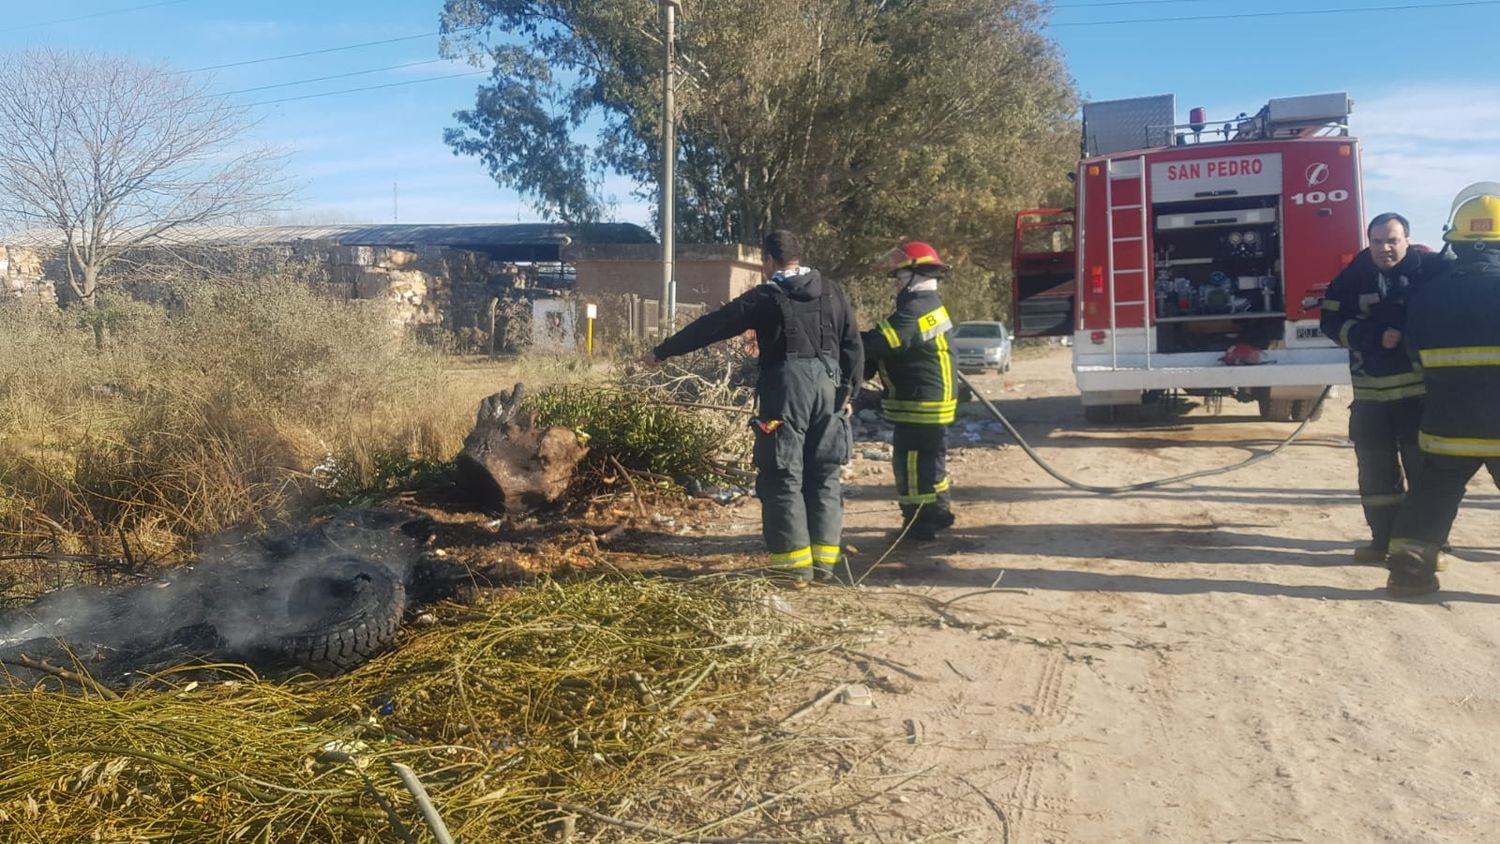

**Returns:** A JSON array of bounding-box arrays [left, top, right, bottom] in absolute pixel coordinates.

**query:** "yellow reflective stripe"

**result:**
[[1351, 371, 1424, 388], [935, 332, 954, 402], [1361, 492, 1405, 507], [906, 451, 919, 500], [1388, 537, 1437, 560], [883, 401, 958, 423], [1321, 299, 1341, 312], [1419, 432, 1500, 457], [1420, 346, 1500, 368], [885, 409, 957, 424], [1338, 319, 1358, 347], [812, 544, 840, 563], [899, 491, 939, 504], [877, 320, 901, 348], [933, 478, 951, 494], [1352, 383, 1426, 402], [770, 547, 813, 567], [877, 361, 895, 397], [883, 399, 958, 410], [887, 414, 955, 424]]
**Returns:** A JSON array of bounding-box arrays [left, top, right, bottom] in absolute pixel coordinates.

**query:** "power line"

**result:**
[[178, 31, 448, 74], [1053, 0, 1500, 25], [0, 0, 194, 34], [1052, 0, 1228, 7], [218, 58, 454, 96], [239, 70, 490, 109]]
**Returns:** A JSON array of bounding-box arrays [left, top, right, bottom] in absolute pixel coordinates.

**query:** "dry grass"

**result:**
[[0, 576, 867, 843], [0, 278, 578, 565]]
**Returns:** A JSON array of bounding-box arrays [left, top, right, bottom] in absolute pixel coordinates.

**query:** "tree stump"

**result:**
[[454, 384, 589, 512]]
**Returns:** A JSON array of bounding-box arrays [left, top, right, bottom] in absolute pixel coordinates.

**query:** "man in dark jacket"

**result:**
[[1320, 212, 1443, 564], [861, 242, 958, 542], [1384, 188, 1500, 597], [644, 230, 863, 582]]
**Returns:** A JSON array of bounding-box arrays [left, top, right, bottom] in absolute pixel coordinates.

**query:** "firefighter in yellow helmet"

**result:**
[[861, 242, 958, 541], [1383, 184, 1500, 597]]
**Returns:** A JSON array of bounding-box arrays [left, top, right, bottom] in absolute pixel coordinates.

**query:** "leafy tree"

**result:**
[[0, 49, 285, 306], [441, 0, 1077, 278]]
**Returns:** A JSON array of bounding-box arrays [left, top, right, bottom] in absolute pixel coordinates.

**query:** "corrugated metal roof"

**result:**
[[3, 222, 657, 250]]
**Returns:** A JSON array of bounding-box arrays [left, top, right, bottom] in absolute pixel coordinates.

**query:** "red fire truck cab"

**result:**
[[1014, 92, 1361, 423]]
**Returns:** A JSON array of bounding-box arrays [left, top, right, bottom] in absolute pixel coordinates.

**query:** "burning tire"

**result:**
[[277, 557, 405, 677]]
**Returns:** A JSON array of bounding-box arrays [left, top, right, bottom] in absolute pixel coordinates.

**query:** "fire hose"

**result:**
[[954, 369, 1333, 495]]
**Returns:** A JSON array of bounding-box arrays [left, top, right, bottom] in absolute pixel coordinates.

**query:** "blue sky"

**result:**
[[2, 0, 1494, 245]]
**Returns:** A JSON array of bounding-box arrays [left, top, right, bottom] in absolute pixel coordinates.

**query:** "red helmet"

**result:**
[[889, 241, 950, 275], [1221, 343, 1264, 366]]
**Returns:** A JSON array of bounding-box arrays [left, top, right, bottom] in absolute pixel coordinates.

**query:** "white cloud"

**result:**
[[1355, 85, 1500, 245]]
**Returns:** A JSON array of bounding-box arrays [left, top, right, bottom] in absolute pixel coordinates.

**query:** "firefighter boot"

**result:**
[[924, 506, 956, 536], [1385, 547, 1440, 599], [813, 557, 851, 584], [897, 506, 937, 542], [1352, 545, 1388, 566]]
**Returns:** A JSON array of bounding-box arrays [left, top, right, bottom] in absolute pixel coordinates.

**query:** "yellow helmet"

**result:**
[[1445, 182, 1500, 243]]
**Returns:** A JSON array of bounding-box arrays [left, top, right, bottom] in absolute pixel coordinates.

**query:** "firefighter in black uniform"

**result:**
[[1320, 212, 1442, 564], [862, 242, 958, 541], [644, 230, 863, 582], [1384, 187, 1500, 597]]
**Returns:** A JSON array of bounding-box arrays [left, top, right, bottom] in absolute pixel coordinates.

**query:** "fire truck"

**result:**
[[1013, 92, 1362, 423]]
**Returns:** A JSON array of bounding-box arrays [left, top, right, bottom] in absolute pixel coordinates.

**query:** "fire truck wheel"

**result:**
[[1258, 397, 1323, 423], [277, 558, 405, 677]]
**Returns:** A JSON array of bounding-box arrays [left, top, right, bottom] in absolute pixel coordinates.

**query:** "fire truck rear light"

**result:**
[[1339, 145, 1352, 157], [1090, 331, 1107, 345], [1088, 165, 1100, 177], [1090, 265, 1105, 294]]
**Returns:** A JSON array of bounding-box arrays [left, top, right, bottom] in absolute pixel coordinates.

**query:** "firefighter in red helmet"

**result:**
[[861, 242, 958, 541]]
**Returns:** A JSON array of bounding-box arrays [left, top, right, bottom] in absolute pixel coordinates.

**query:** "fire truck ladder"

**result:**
[[1104, 155, 1151, 371]]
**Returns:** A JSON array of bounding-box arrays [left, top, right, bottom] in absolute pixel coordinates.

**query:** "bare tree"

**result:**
[[0, 49, 286, 305]]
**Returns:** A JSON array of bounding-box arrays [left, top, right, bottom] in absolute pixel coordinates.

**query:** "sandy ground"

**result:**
[[694, 346, 1500, 843]]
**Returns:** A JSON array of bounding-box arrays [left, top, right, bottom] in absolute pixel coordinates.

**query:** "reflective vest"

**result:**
[[1405, 253, 1500, 457], [861, 288, 956, 425], [1319, 249, 1443, 402]]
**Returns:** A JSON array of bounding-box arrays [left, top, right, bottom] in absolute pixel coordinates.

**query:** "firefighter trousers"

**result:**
[[752, 358, 853, 578], [1349, 397, 1424, 551], [892, 422, 953, 536], [1387, 453, 1500, 576]]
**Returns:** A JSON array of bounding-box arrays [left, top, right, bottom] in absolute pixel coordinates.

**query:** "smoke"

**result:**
[[0, 507, 429, 672]]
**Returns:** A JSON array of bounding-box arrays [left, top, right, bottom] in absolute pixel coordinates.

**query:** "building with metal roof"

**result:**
[[3, 222, 657, 262]]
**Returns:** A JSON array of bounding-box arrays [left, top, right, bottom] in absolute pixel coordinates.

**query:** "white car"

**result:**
[[952, 320, 1013, 373]]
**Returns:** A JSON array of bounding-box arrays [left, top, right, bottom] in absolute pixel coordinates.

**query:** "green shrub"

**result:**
[[527, 385, 750, 486]]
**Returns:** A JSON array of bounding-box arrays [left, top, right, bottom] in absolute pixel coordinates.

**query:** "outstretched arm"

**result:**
[[651, 288, 763, 361]]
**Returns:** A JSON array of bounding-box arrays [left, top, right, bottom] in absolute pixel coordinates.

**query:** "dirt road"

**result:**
[[784, 347, 1500, 842]]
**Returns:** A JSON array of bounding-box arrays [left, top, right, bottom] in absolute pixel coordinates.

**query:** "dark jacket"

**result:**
[[653, 268, 864, 401], [1320, 248, 1442, 402], [1403, 249, 1500, 456], [860, 286, 956, 425]]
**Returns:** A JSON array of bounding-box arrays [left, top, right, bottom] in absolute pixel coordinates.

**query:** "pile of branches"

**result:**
[[0, 576, 860, 842], [527, 345, 760, 491]]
